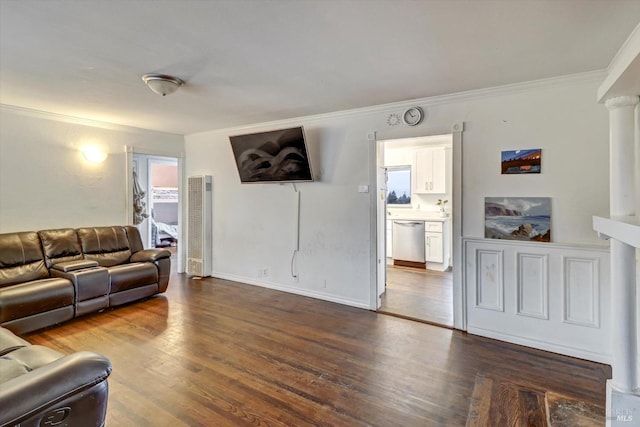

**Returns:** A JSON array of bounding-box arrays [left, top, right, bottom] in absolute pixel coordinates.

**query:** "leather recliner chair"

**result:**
[[0, 326, 112, 427]]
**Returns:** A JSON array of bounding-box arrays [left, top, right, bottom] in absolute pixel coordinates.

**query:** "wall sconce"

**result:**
[[82, 146, 108, 163]]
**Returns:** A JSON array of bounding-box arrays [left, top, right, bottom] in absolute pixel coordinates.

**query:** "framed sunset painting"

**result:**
[[501, 149, 541, 174]]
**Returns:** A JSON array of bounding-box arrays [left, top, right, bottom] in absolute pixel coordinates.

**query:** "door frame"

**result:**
[[126, 146, 186, 273], [368, 122, 465, 330]]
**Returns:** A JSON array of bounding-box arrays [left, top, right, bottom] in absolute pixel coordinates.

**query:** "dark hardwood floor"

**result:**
[[24, 273, 610, 426], [380, 265, 453, 327]]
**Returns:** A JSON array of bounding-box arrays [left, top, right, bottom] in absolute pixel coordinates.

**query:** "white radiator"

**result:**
[[186, 175, 212, 277]]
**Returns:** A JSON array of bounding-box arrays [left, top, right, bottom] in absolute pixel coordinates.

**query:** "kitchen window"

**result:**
[[386, 166, 411, 206]]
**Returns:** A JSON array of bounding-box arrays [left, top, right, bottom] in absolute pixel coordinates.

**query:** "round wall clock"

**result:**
[[402, 107, 424, 126]]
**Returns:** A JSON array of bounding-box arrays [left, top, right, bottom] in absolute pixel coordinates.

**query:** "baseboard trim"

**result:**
[[467, 326, 611, 365], [210, 271, 371, 310], [393, 259, 426, 269]]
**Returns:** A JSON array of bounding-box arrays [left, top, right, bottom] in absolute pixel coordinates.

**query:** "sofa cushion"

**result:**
[[0, 327, 30, 356], [77, 226, 132, 267], [38, 228, 84, 269], [0, 279, 74, 323], [0, 232, 49, 288], [0, 345, 64, 382], [0, 356, 30, 381], [108, 263, 157, 293], [124, 226, 144, 254]]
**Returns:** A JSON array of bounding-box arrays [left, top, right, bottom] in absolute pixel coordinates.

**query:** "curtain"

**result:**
[[133, 170, 149, 225]]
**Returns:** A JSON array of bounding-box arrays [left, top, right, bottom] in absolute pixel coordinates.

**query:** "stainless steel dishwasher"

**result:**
[[392, 220, 425, 262]]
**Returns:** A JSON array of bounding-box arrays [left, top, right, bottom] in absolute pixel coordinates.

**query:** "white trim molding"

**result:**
[[213, 271, 370, 310], [0, 104, 183, 136]]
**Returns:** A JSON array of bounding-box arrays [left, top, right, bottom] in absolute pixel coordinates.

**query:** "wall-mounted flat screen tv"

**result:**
[[229, 126, 314, 184]]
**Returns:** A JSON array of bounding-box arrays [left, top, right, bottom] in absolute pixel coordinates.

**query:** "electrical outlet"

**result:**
[[263, 268, 269, 277]]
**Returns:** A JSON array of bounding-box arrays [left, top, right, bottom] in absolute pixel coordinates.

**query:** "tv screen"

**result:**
[[229, 126, 314, 184]]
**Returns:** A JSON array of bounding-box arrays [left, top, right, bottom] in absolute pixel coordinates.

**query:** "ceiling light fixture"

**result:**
[[141, 73, 185, 96]]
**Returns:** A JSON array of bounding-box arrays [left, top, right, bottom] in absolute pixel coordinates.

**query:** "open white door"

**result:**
[[375, 140, 387, 309]]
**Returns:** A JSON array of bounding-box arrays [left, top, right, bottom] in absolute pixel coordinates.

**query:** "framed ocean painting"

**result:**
[[485, 197, 551, 242]]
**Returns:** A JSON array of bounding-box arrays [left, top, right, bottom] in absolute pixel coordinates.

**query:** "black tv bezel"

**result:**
[[229, 126, 314, 184]]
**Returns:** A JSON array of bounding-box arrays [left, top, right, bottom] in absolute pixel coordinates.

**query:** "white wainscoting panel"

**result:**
[[475, 249, 504, 311], [464, 238, 610, 364], [516, 253, 548, 319], [563, 257, 600, 328]]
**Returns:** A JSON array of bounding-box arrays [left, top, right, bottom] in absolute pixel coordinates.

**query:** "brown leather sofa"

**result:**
[[0, 325, 112, 427], [0, 225, 171, 334]]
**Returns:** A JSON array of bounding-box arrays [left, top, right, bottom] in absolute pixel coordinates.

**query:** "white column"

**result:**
[[607, 96, 638, 217], [635, 104, 640, 215], [605, 95, 639, 393]]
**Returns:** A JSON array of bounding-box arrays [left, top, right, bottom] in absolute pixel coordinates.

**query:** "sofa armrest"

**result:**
[[129, 250, 172, 294], [0, 351, 112, 426], [130, 249, 171, 263], [51, 260, 99, 272]]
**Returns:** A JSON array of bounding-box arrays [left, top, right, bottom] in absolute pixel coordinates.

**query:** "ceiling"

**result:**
[[1, 0, 639, 135]]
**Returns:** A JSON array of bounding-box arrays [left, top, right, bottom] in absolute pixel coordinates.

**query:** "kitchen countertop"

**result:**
[[387, 210, 450, 222]]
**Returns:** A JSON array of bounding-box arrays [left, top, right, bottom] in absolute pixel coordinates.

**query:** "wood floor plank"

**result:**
[[546, 391, 605, 427], [381, 266, 453, 326], [466, 375, 493, 427], [23, 273, 609, 426], [518, 389, 547, 427]]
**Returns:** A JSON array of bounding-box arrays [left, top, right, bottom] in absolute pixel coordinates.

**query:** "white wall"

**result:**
[[185, 73, 610, 310], [0, 106, 184, 232], [187, 115, 377, 307]]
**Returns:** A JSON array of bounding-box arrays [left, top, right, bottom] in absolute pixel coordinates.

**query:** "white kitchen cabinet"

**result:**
[[424, 220, 450, 271], [425, 232, 443, 263], [414, 147, 446, 194]]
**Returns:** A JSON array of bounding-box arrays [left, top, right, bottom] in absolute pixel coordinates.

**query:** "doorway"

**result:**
[[132, 154, 180, 260], [377, 135, 454, 327]]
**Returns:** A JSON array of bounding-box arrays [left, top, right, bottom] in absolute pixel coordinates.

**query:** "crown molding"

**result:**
[[190, 70, 606, 137], [0, 104, 182, 137], [605, 21, 640, 77], [598, 22, 640, 102], [3, 70, 605, 138]]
